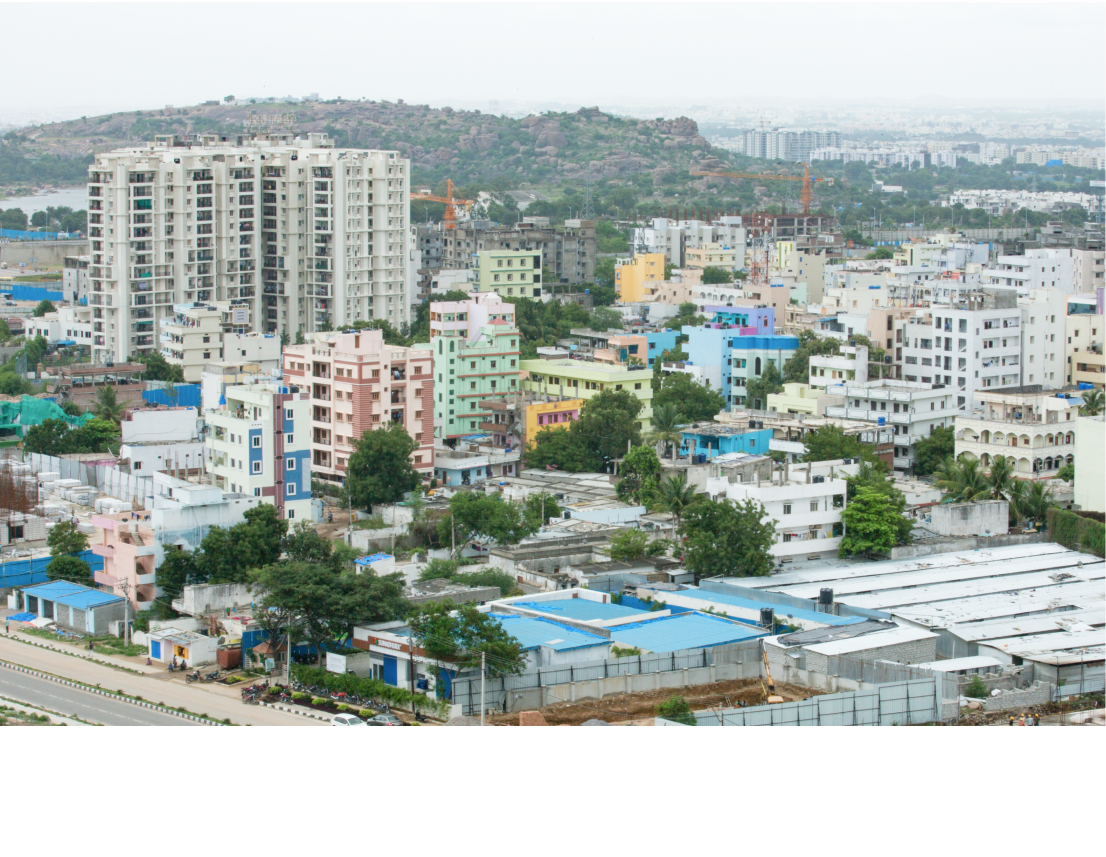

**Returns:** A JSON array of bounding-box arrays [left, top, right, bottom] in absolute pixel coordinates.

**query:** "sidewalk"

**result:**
[[4, 627, 164, 675], [0, 635, 325, 727]]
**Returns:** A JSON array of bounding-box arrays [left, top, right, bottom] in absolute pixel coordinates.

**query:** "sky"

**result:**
[[3, 1, 1104, 124]]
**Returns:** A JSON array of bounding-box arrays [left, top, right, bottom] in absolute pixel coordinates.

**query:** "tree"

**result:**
[[438, 492, 532, 551], [648, 403, 682, 459], [653, 372, 726, 423], [802, 424, 868, 463], [195, 504, 288, 585], [1056, 463, 1075, 483], [616, 444, 661, 506], [346, 422, 420, 509], [782, 330, 840, 384], [32, 299, 55, 318], [655, 694, 696, 726], [73, 418, 121, 453], [522, 492, 560, 532], [744, 361, 785, 410], [839, 486, 902, 558], [656, 472, 699, 529], [524, 424, 595, 472], [47, 520, 88, 557], [1080, 388, 1103, 416], [865, 247, 894, 260], [986, 454, 1017, 501], [1021, 481, 1055, 530], [408, 602, 525, 685], [608, 528, 652, 560], [45, 554, 92, 584], [135, 352, 185, 383], [572, 388, 644, 469], [913, 426, 954, 476], [700, 266, 734, 285], [60, 400, 84, 418], [21, 419, 77, 455], [154, 547, 199, 616], [0, 319, 10, 343], [589, 306, 624, 331], [283, 521, 337, 567], [93, 384, 125, 423], [933, 456, 990, 503], [680, 498, 776, 578], [844, 461, 913, 545]]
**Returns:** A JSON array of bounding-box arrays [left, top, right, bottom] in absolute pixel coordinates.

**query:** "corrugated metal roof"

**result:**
[[510, 598, 646, 622], [55, 589, 124, 610], [22, 580, 123, 610], [803, 625, 936, 656], [912, 656, 1004, 673], [657, 586, 862, 627], [491, 615, 610, 652], [608, 612, 767, 654]]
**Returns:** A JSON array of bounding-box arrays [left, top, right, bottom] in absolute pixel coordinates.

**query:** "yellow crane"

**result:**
[[690, 163, 833, 215], [410, 179, 475, 230]]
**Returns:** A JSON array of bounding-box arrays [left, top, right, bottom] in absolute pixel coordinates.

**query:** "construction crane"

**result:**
[[690, 163, 833, 215], [410, 179, 475, 230]]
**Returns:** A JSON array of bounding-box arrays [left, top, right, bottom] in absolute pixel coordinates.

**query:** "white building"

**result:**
[[824, 380, 959, 474], [707, 459, 859, 561], [63, 255, 91, 304], [900, 290, 1023, 410], [1074, 416, 1104, 513], [1018, 288, 1067, 389], [119, 406, 207, 476], [810, 344, 868, 390], [26, 304, 94, 348], [954, 386, 1080, 479], [206, 383, 313, 522], [983, 249, 1077, 295], [86, 132, 411, 364], [630, 217, 746, 271]]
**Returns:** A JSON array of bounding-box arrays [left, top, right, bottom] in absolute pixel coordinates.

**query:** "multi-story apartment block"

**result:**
[[685, 243, 736, 270], [473, 249, 542, 299], [901, 290, 1023, 410], [283, 329, 434, 484], [810, 344, 868, 390], [440, 218, 595, 285], [707, 459, 855, 560], [206, 383, 313, 521], [954, 385, 1080, 480], [614, 253, 666, 303], [1065, 292, 1104, 388], [730, 334, 800, 408], [520, 359, 654, 430], [159, 301, 280, 382], [983, 248, 1077, 294], [429, 292, 521, 440], [63, 254, 91, 304], [824, 380, 959, 474], [86, 132, 410, 364], [1018, 288, 1066, 389], [27, 304, 93, 347]]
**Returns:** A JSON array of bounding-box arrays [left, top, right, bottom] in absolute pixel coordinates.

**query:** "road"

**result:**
[[1, 669, 193, 726], [0, 635, 326, 727]]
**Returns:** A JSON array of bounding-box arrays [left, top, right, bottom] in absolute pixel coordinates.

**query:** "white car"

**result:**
[[331, 713, 367, 727]]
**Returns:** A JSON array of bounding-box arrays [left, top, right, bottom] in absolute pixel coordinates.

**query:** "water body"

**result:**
[[0, 187, 87, 216]]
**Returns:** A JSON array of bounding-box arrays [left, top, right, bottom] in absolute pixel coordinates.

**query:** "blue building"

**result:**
[[608, 611, 768, 654], [489, 614, 613, 667], [679, 425, 773, 461], [730, 335, 800, 409], [644, 330, 680, 366]]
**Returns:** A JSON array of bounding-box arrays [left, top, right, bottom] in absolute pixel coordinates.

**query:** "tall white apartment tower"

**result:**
[[86, 132, 411, 365]]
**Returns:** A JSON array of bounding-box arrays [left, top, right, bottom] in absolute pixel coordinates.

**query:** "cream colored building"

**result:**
[[767, 382, 843, 416], [1073, 416, 1104, 512], [685, 243, 736, 270], [954, 385, 1080, 479], [160, 301, 280, 382], [87, 132, 410, 364]]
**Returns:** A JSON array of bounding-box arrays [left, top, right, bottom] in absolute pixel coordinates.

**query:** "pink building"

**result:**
[[91, 511, 158, 610], [282, 329, 434, 485]]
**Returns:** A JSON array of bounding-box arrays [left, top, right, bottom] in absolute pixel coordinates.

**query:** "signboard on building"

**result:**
[[326, 652, 348, 674]]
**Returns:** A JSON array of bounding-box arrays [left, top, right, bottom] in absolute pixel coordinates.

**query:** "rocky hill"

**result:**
[[5, 99, 741, 193]]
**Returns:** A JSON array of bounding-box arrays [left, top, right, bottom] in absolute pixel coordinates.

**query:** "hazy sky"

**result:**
[[5, 1, 1104, 121]]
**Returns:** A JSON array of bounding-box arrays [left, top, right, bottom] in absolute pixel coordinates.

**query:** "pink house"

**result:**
[[91, 511, 158, 610]]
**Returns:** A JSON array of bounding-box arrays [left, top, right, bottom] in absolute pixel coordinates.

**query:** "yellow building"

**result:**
[[614, 253, 665, 303], [766, 382, 842, 416], [520, 359, 654, 430], [525, 399, 584, 447], [685, 243, 736, 270]]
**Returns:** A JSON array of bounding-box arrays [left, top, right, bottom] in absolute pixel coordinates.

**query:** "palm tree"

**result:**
[[1003, 478, 1029, 527], [93, 384, 125, 424], [933, 456, 989, 503], [1021, 481, 1055, 531], [656, 471, 698, 530], [986, 454, 1016, 501], [1080, 388, 1104, 416], [649, 404, 682, 460]]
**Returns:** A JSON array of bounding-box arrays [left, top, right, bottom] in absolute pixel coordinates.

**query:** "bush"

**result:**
[[336, 703, 350, 712], [963, 676, 989, 699], [291, 664, 450, 718], [359, 708, 374, 719], [311, 697, 328, 707], [1048, 507, 1105, 557], [655, 694, 696, 726], [291, 691, 306, 700]]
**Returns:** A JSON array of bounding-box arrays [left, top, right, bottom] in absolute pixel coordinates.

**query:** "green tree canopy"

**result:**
[[839, 486, 902, 558], [652, 372, 726, 423], [45, 554, 92, 585], [802, 423, 873, 463], [744, 361, 785, 410], [346, 422, 420, 509], [93, 384, 125, 423], [616, 444, 662, 506], [525, 388, 643, 472], [845, 462, 913, 546], [608, 528, 662, 561], [32, 300, 56, 318], [865, 247, 894, 260], [655, 694, 696, 726], [407, 601, 526, 681], [680, 498, 776, 578], [438, 491, 534, 551], [782, 330, 841, 383], [933, 456, 990, 503], [700, 266, 734, 285], [135, 352, 185, 383], [589, 306, 624, 331], [912, 426, 954, 476], [47, 520, 88, 557]]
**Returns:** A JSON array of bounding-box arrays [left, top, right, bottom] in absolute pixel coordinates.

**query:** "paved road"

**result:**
[[1, 669, 193, 726], [0, 636, 325, 727]]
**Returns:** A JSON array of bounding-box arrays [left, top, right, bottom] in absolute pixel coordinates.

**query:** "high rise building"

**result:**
[[86, 132, 411, 365]]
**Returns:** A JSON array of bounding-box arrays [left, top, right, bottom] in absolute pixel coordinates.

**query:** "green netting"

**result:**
[[0, 395, 93, 436]]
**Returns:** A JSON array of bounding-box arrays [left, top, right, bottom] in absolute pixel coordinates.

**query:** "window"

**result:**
[[288, 484, 296, 497], [287, 458, 296, 470], [810, 501, 819, 512], [252, 436, 261, 448], [285, 408, 294, 421], [254, 488, 261, 497], [285, 433, 293, 445], [252, 461, 262, 474], [783, 504, 792, 515]]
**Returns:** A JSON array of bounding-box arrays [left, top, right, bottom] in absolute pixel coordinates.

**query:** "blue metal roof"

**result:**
[[608, 612, 767, 653], [22, 580, 123, 611], [355, 553, 393, 565], [491, 615, 611, 652], [511, 598, 647, 622], [650, 587, 863, 627]]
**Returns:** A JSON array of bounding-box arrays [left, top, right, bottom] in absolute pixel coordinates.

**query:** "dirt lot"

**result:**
[[487, 678, 822, 726]]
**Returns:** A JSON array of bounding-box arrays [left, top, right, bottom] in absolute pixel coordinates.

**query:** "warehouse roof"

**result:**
[[608, 612, 767, 654], [803, 625, 937, 657], [911, 656, 1004, 673], [21, 580, 123, 611], [490, 615, 610, 653], [653, 586, 863, 627], [509, 598, 647, 622], [775, 619, 899, 648], [943, 607, 1104, 644]]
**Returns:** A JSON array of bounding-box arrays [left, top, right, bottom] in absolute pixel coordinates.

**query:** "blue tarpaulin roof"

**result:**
[[7, 612, 36, 622], [355, 553, 393, 565], [511, 598, 647, 622], [608, 612, 767, 654]]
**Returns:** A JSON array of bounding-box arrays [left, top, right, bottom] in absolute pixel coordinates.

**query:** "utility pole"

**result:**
[[480, 650, 486, 726], [117, 579, 132, 648]]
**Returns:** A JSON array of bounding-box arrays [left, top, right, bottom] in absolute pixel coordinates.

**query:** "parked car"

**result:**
[[366, 713, 403, 726], [331, 713, 367, 727]]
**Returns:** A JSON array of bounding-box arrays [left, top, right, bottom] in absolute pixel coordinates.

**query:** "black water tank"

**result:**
[[760, 607, 775, 628], [819, 588, 834, 606]]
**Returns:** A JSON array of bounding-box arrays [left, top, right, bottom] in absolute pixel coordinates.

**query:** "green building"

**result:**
[[473, 250, 542, 300], [430, 292, 521, 440]]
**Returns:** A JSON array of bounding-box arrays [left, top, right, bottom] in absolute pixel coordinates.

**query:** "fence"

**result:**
[[142, 383, 202, 410], [0, 549, 103, 590], [449, 639, 765, 715], [1055, 676, 1105, 699], [680, 678, 940, 726], [0, 229, 79, 241]]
